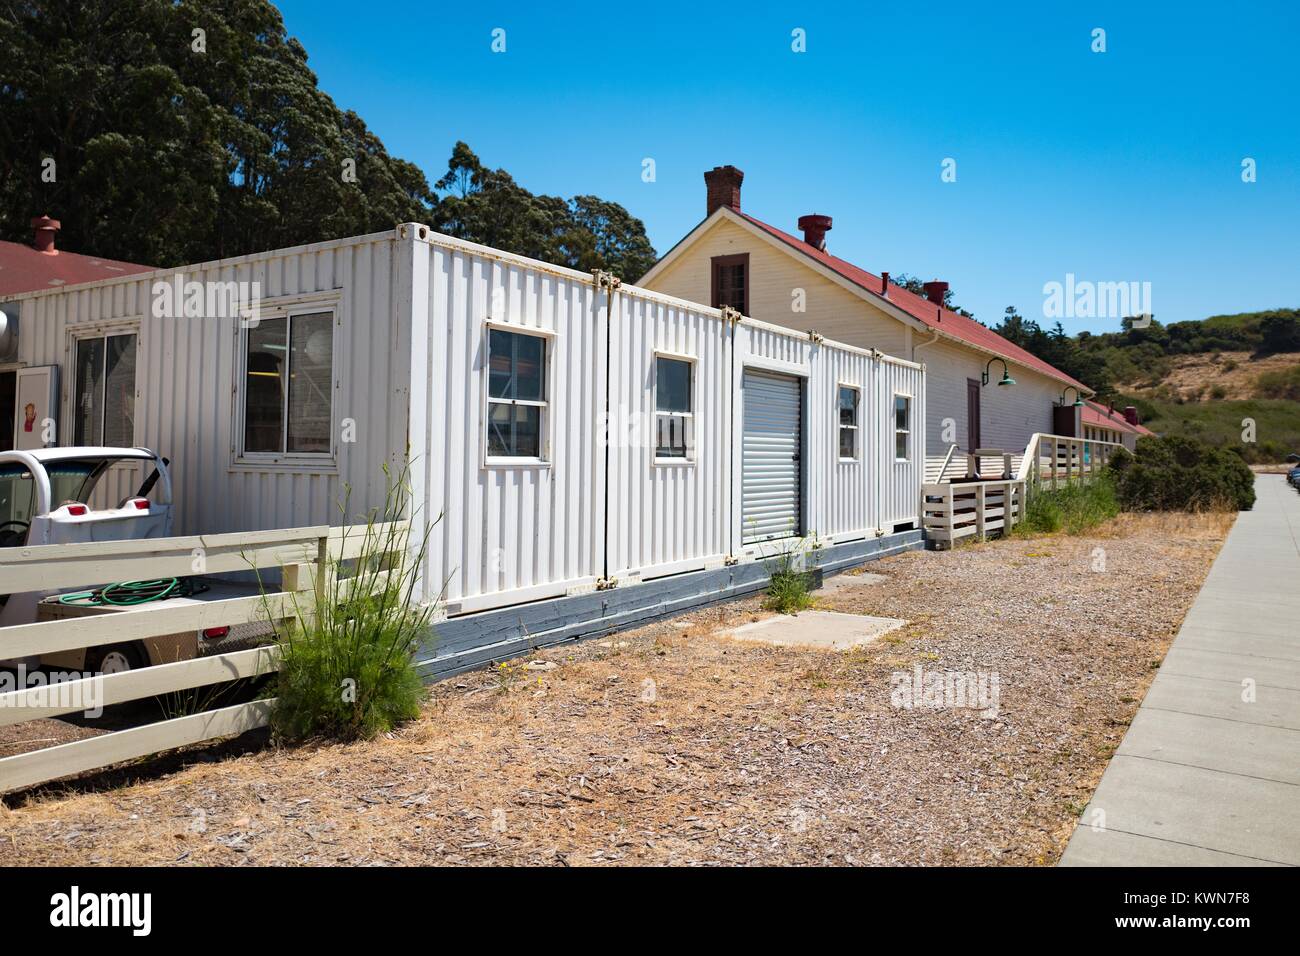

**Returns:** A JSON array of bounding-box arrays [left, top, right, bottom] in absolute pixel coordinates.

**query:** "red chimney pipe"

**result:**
[[922, 280, 948, 306], [31, 215, 60, 254], [1123, 406, 1139, 426], [704, 166, 744, 216], [881, 271, 890, 295], [797, 214, 832, 251]]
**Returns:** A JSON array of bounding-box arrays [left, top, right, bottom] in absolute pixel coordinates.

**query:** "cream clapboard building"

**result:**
[[639, 166, 1099, 479]]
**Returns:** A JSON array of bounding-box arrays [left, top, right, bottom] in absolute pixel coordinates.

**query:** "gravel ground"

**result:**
[[0, 512, 1231, 866]]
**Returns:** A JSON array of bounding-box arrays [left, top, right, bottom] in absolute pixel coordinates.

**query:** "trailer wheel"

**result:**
[[85, 642, 146, 675]]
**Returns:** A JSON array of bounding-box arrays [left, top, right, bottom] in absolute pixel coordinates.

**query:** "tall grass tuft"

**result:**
[[1014, 475, 1121, 537], [762, 538, 816, 614], [264, 462, 437, 742]]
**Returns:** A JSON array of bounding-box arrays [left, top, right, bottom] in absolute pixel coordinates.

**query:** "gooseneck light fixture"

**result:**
[[981, 357, 1016, 387], [1059, 385, 1085, 407]]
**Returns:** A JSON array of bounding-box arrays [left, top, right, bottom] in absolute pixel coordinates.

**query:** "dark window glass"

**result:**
[[488, 402, 541, 458], [74, 337, 105, 446], [840, 426, 856, 459], [489, 330, 545, 401], [244, 318, 287, 453], [286, 312, 333, 453], [74, 334, 137, 447], [713, 261, 746, 313], [656, 415, 689, 458], [656, 358, 692, 413], [838, 386, 857, 426]]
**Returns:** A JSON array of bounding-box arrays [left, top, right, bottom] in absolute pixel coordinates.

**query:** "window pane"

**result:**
[[103, 334, 137, 447], [488, 402, 541, 458], [514, 333, 544, 401], [73, 337, 105, 446], [895, 396, 910, 430], [287, 313, 332, 453], [656, 358, 692, 413], [489, 330, 545, 401], [488, 329, 514, 399], [838, 386, 857, 426], [656, 414, 688, 458], [896, 430, 908, 460], [839, 426, 856, 459], [244, 317, 287, 453]]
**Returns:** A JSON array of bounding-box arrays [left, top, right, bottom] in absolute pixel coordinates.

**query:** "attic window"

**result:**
[[711, 253, 748, 315]]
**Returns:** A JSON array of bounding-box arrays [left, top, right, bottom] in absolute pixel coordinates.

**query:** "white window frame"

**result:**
[[483, 321, 554, 468], [893, 392, 912, 463], [66, 320, 141, 448], [652, 349, 697, 466], [836, 382, 860, 463], [234, 304, 339, 469]]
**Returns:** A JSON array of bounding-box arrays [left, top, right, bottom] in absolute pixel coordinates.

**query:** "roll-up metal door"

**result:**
[[741, 369, 802, 544]]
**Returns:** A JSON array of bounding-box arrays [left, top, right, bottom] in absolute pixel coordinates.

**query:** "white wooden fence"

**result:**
[[0, 522, 403, 794], [922, 434, 1123, 549]]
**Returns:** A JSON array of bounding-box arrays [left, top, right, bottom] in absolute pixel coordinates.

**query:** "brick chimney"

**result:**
[[798, 214, 832, 251], [1123, 406, 1139, 426], [704, 166, 744, 216], [31, 215, 60, 254], [922, 280, 948, 306]]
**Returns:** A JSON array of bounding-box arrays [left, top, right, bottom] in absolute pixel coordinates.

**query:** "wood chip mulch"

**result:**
[[0, 512, 1232, 866]]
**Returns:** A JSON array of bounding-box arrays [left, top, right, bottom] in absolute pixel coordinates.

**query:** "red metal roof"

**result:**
[[0, 239, 153, 297], [1082, 400, 1155, 437], [736, 212, 1090, 392]]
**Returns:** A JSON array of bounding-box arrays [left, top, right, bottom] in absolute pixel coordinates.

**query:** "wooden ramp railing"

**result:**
[[0, 522, 406, 794], [922, 434, 1124, 549]]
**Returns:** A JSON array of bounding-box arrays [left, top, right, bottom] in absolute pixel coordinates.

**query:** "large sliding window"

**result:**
[[487, 328, 547, 460], [74, 332, 137, 447], [242, 312, 333, 457]]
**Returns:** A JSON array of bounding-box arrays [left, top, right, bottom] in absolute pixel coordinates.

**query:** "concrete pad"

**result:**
[[724, 610, 906, 650], [817, 571, 888, 595], [1176, 624, 1300, 659], [1116, 708, 1300, 785], [1060, 826, 1287, 867], [1076, 755, 1300, 865], [1160, 646, 1300, 692], [1141, 673, 1300, 730]]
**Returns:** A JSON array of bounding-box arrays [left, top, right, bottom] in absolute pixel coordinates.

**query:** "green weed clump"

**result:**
[[1015, 475, 1121, 537]]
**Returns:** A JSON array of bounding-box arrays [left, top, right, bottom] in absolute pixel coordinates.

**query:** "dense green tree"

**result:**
[[433, 142, 656, 280], [0, 5, 656, 279]]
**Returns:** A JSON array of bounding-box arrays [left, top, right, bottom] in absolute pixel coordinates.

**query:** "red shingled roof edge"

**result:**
[[736, 212, 1091, 393]]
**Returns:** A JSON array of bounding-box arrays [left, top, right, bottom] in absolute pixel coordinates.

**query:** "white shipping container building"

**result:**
[[0, 224, 925, 674]]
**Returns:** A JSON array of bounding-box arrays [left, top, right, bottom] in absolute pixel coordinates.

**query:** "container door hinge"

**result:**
[[595, 576, 618, 590], [808, 329, 825, 344], [720, 306, 743, 325], [593, 270, 622, 292], [724, 554, 740, 566]]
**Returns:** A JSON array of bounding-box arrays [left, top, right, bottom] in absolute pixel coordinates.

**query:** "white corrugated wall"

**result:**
[[10, 231, 407, 539], [412, 236, 606, 614], [606, 287, 731, 580], [878, 354, 926, 529]]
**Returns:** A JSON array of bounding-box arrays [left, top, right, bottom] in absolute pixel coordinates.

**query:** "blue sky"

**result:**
[[275, 0, 1298, 333]]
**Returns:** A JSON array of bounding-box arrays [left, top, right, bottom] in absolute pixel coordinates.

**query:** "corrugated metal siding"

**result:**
[[415, 241, 605, 612], [13, 232, 406, 540], [740, 369, 802, 544], [878, 355, 926, 528], [806, 343, 874, 542], [606, 288, 730, 579]]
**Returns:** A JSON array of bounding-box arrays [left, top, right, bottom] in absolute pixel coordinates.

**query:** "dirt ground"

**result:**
[[0, 512, 1232, 866], [1120, 349, 1300, 400]]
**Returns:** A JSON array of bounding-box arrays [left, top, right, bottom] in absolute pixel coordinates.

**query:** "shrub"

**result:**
[[1015, 475, 1120, 537], [1106, 436, 1255, 512], [1254, 364, 1300, 401], [265, 466, 436, 742]]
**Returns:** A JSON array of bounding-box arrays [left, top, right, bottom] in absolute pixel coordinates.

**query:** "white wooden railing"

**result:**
[[922, 433, 1124, 549], [0, 522, 405, 794]]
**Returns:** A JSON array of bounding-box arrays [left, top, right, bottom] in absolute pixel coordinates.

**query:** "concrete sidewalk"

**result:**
[[1061, 475, 1300, 867]]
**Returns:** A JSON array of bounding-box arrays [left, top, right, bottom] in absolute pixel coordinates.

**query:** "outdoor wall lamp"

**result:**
[[1059, 385, 1084, 407], [982, 357, 1015, 387]]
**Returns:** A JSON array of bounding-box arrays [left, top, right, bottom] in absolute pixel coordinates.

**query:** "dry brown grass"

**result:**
[[0, 511, 1233, 867]]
